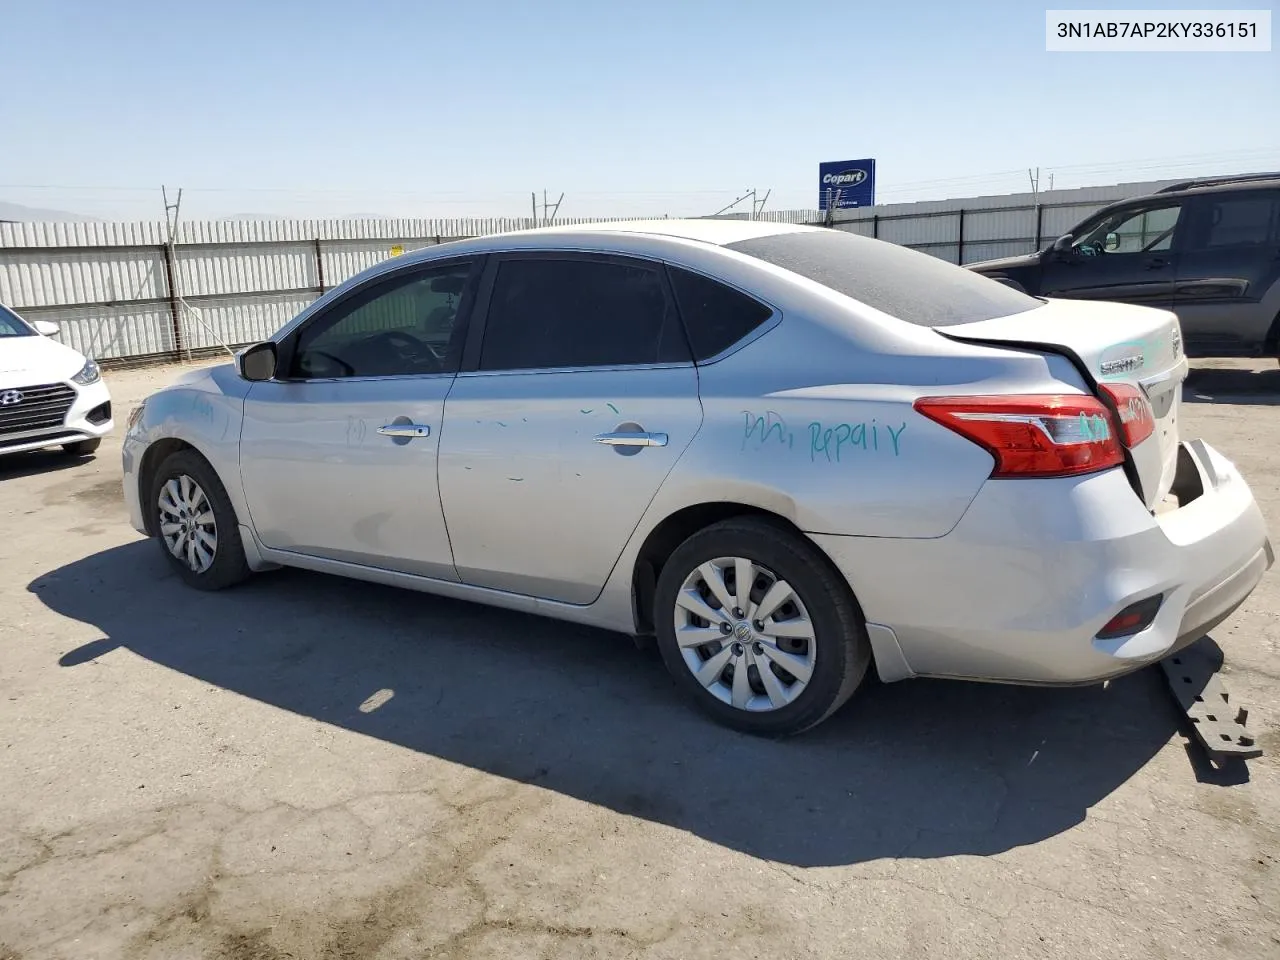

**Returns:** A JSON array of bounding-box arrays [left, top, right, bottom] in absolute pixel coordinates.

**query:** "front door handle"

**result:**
[[378, 423, 431, 438], [1145, 257, 1169, 270], [594, 431, 668, 448]]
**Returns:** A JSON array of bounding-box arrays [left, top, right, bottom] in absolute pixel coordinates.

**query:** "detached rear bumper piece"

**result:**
[[812, 440, 1272, 685], [1161, 637, 1262, 762]]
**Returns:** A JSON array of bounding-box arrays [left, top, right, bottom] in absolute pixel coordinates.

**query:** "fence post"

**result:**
[[956, 209, 966, 265], [314, 237, 326, 293], [161, 242, 184, 359], [1033, 204, 1043, 251], [872, 215, 879, 239]]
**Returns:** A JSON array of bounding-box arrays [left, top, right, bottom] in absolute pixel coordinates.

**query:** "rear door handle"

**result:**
[[593, 431, 668, 447], [378, 423, 431, 438]]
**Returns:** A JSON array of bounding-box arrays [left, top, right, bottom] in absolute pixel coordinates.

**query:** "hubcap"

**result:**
[[158, 475, 218, 574], [673, 556, 817, 712]]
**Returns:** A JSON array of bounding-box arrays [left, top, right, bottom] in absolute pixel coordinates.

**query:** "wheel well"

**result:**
[[136, 438, 198, 536], [630, 502, 810, 635], [1264, 308, 1280, 355]]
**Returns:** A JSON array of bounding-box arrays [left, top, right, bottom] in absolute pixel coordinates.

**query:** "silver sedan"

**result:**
[[121, 220, 1273, 736]]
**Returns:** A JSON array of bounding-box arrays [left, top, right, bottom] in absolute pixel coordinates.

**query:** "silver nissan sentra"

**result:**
[[121, 219, 1272, 735]]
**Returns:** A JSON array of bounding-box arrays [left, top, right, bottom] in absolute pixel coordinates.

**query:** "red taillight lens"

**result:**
[[913, 394, 1125, 479], [1097, 382, 1155, 447]]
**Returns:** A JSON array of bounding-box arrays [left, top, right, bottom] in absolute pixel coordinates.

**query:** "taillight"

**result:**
[[913, 395, 1125, 479], [1097, 382, 1155, 447]]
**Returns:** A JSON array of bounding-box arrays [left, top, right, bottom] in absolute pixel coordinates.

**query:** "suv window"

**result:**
[[1191, 192, 1280, 250], [478, 257, 690, 371], [1075, 203, 1182, 256], [290, 261, 474, 378], [668, 267, 773, 360], [727, 230, 1042, 327]]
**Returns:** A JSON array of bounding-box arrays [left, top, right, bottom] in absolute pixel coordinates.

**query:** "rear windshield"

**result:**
[[726, 230, 1043, 327]]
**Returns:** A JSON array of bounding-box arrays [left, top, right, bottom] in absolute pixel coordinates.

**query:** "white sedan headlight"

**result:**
[[71, 358, 101, 385]]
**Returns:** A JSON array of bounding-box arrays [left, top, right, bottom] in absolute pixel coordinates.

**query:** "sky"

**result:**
[[1, 0, 1277, 221]]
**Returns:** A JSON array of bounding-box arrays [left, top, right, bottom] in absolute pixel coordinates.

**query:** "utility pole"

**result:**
[[1028, 167, 1040, 207], [545, 192, 563, 223], [753, 189, 771, 220], [530, 191, 565, 227], [162, 185, 182, 245], [159, 185, 234, 361], [160, 186, 186, 360]]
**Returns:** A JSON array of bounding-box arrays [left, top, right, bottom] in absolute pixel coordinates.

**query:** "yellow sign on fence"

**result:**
[[390, 245, 404, 257]]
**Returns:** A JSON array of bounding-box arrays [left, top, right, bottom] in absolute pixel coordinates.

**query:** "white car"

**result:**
[[122, 220, 1271, 736], [0, 304, 113, 458]]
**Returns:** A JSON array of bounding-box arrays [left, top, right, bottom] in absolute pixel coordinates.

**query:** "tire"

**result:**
[[62, 438, 101, 456], [653, 517, 872, 737], [149, 450, 252, 591]]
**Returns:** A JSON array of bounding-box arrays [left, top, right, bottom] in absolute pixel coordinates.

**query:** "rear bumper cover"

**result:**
[[813, 439, 1272, 685]]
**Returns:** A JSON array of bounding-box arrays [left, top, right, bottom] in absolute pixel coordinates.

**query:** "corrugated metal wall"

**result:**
[[0, 179, 1177, 362]]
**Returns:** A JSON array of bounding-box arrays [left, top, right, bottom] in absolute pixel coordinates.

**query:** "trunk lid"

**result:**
[[941, 298, 1188, 510]]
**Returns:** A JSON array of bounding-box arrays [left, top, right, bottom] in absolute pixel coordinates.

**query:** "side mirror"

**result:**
[[1051, 234, 1073, 254], [237, 341, 278, 382], [32, 320, 60, 336]]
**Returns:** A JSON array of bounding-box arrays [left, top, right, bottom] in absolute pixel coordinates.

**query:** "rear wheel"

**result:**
[[653, 518, 872, 736], [150, 450, 251, 591], [62, 438, 101, 456]]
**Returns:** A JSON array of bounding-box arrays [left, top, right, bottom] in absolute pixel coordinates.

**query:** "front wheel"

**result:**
[[653, 518, 872, 737], [150, 450, 251, 591]]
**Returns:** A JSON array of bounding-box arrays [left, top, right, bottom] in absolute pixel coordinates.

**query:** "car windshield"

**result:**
[[726, 229, 1043, 327], [0, 304, 36, 337]]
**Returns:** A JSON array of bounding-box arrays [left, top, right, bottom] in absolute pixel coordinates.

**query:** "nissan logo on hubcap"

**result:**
[[0, 390, 24, 406]]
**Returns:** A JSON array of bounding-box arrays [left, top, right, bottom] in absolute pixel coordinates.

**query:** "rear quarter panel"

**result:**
[[648, 292, 1098, 539]]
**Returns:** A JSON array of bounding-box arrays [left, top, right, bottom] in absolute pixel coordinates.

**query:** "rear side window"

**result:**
[[479, 257, 690, 371], [1192, 192, 1280, 250], [727, 230, 1043, 327], [668, 267, 773, 360]]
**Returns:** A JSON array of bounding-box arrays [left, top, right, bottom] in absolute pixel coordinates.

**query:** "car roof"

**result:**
[[1154, 172, 1280, 194], [498, 217, 819, 246], [1080, 176, 1280, 225]]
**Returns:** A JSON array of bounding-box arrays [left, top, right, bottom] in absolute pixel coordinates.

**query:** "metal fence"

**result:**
[[0, 179, 1177, 363]]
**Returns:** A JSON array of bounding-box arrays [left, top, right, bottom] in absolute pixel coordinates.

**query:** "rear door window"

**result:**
[[1188, 192, 1280, 250], [726, 230, 1042, 327], [478, 256, 690, 371]]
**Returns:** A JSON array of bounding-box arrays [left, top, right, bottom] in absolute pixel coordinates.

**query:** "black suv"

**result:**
[[968, 173, 1280, 358]]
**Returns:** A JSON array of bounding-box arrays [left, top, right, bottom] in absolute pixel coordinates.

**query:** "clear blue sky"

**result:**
[[2, 0, 1276, 220]]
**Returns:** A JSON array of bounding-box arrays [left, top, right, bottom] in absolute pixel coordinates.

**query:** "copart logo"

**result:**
[[822, 169, 868, 187], [0, 390, 24, 406]]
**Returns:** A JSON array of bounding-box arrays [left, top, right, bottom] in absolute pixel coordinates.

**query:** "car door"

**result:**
[[1173, 189, 1280, 355], [437, 252, 704, 604], [239, 257, 480, 579], [1039, 200, 1184, 309]]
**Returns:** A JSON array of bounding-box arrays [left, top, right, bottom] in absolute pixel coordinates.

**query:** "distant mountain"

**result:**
[[0, 201, 98, 222]]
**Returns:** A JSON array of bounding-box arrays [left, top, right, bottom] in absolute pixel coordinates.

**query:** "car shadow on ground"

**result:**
[[34, 541, 1181, 868], [1184, 365, 1280, 405], [0, 448, 97, 480]]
